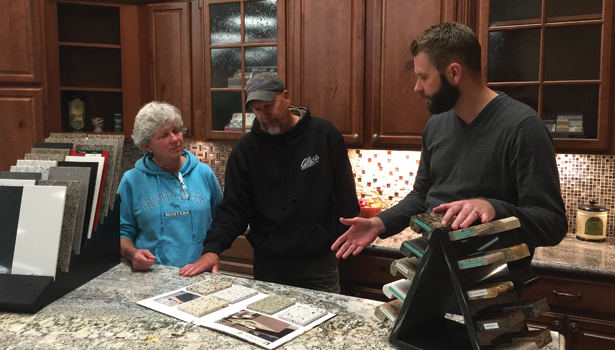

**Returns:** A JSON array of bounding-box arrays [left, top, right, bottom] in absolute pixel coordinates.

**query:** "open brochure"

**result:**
[[138, 282, 335, 349]]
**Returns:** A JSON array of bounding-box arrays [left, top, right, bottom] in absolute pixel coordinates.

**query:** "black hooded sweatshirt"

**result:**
[[202, 106, 360, 261]]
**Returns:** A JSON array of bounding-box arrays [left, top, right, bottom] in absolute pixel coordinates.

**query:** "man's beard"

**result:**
[[424, 73, 460, 114], [261, 119, 282, 135]]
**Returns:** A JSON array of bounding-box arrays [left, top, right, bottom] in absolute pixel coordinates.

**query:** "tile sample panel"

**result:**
[[65, 156, 104, 239], [30, 148, 70, 156], [12, 185, 67, 278], [0, 172, 42, 183], [186, 279, 232, 296], [39, 180, 79, 272], [247, 295, 295, 315], [75, 139, 120, 211], [49, 166, 91, 254], [0, 186, 24, 274], [24, 154, 66, 161], [10, 165, 51, 180], [57, 161, 98, 246], [177, 296, 229, 317], [16, 160, 58, 167], [0, 179, 36, 186], [210, 285, 258, 304], [278, 304, 328, 326]]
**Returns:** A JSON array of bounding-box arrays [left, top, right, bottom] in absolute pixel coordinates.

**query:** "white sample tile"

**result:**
[[177, 295, 229, 317], [210, 284, 259, 304], [0, 179, 36, 186], [12, 185, 67, 278], [278, 304, 328, 326], [65, 156, 104, 239]]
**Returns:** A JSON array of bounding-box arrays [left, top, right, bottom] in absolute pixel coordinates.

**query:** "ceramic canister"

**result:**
[[576, 199, 608, 242]]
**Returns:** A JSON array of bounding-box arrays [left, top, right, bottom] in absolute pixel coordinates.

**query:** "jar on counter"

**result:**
[[576, 199, 608, 242]]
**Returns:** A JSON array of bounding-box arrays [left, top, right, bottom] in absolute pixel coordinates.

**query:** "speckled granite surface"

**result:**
[[0, 261, 562, 349]]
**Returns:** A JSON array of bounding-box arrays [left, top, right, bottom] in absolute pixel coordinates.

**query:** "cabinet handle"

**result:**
[[353, 134, 360, 143], [552, 320, 562, 330], [552, 290, 581, 298], [569, 322, 579, 332], [372, 134, 380, 143]]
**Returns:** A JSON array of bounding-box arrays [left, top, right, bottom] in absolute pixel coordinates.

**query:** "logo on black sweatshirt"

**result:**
[[301, 154, 320, 170]]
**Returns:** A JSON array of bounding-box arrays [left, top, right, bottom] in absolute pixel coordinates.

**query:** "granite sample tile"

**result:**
[[70, 150, 109, 224], [278, 304, 328, 326], [12, 185, 66, 278], [0, 186, 24, 274], [48, 133, 88, 140], [75, 138, 121, 212], [10, 165, 51, 180], [39, 180, 79, 273], [210, 285, 259, 304], [16, 160, 58, 167], [65, 156, 104, 239], [30, 148, 71, 156], [186, 278, 232, 296], [177, 295, 229, 317], [58, 161, 98, 247], [24, 154, 66, 161], [0, 179, 36, 186], [247, 295, 295, 315], [0, 172, 42, 183], [49, 166, 91, 254], [85, 135, 124, 208]]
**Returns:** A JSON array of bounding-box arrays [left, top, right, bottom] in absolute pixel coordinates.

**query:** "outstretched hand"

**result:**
[[131, 249, 157, 271], [432, 198, 495, 230], [179, 252, 220, 277], [331, 216, 385, 259]]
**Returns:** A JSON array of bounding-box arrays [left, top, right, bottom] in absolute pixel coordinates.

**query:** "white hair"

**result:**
[[132, 101, 183, 151]]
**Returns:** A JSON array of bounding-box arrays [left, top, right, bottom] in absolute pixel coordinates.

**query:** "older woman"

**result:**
[[117, 101, 222, 273]]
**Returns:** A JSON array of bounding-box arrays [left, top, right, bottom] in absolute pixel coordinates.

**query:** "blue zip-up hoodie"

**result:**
[[118, 150, 222, 267]]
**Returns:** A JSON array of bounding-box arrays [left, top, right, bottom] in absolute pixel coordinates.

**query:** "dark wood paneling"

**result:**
[[0, 0, 43, 84], [120, 4, 143, 138], [0, 89, 44, 171]]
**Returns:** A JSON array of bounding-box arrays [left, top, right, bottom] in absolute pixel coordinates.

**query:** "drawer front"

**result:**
[[522, 276, 615, 315]]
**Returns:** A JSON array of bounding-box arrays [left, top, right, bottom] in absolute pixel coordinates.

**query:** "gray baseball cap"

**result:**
[[245, 72, 285, 108]]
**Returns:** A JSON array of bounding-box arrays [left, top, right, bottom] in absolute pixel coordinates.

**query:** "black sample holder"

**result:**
[[0, 198, 120, 313], [389, 227, 531, 350]]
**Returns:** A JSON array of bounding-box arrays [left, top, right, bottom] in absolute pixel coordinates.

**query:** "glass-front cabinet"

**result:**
[[204, 0, 284, 140], [479, 0, 613, 151]]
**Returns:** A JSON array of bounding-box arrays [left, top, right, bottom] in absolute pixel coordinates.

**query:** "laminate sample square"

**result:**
[[12, 185, 67, 278], [247, 295, 296, 315], [49, 166, 91, 254], [65, 156, 104, 239], [0, 186, 24, 274], [57, 161, 98, 246], [186, 279, 232, 296], [278, 304, 328, 326], [39, 180, 79, 273], [210, 285, 259, 304], [10, 165, 51, 180], [0, 179, 36, 186], [0, 172, 42, 183], [177, 296, 229, 317]]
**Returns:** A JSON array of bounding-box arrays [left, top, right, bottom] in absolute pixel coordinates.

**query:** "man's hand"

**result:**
[[331, 216, 385, 259], [179, 252, 220, 277], [131, 249, 157, 271], [432, 198, 495, 230]]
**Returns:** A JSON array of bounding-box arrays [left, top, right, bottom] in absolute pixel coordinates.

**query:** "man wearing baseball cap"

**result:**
[[181, 72, 360, 293]]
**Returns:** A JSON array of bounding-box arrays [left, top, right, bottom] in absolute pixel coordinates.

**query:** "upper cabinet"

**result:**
[[478, 0, 614, 152], [45, 0, 142, 136], [203, 0, 285, 141]]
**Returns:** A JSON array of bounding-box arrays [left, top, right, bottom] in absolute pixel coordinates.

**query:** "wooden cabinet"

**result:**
[[146, 1, 199, 137], [0, 0, 46, 172], [522, 270, 615, 350], [287, 0, 446, 149], [44, 0, 142, 137], [478, 0, 615, 153]]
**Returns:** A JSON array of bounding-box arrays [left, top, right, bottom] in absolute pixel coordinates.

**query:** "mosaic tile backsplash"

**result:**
[[121, 139, 614, 238]]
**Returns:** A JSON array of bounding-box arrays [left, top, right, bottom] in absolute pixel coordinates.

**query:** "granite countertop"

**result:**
[[0, 261, 562, 349], [369, 228, 615, 280]]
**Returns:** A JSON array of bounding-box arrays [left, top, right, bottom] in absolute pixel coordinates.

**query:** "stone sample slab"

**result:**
[[10, 165, 51, 180], [16, 160, 58, 167], [247, 295, 295, 315], [0, 172, 42, 183], [210, 285, 258, 304], [186, 278, 232, 296], [0, 186, 24, 274], [24, 154, 66, 162], [278, 304, 328, 326], [177, 296, 229, 317]]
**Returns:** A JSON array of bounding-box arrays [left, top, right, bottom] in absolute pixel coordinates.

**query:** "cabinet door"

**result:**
[[286, 0, 364, 145], [148, 2, 193, 136], [567, 315, 615, 350], [0, 0, 43, 84], [365, 0, 442, 148], [0, 89, 44, 171]]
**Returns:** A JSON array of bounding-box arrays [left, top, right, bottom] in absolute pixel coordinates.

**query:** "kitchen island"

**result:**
[[0, 260, 563, 349]]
